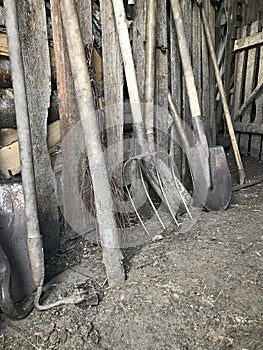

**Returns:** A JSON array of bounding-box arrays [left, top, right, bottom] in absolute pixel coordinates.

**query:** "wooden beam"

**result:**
[[233, 122, 263, 135], [101, 0, 123, 187], [16, 0, 60, 253], [234, 30, 263, 52]]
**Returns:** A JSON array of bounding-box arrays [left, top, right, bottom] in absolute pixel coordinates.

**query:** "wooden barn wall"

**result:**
[[216, 0, 263, 160]]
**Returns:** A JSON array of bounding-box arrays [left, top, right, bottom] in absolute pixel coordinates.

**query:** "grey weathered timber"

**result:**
[[249, 25, 263, 160], [132, 0, 146, 102], [155, 0, 169, 151], [234, 30, 263, 51], [101, 0, 123, 187], [51, 0, 95, 237], [16, 0, 59, 253], [239, 22, 259, 156], [253, 53, 263, 160], [201, 4, 210, 141], [61, 0, 125, 286], [169, 5, 182, 175], [207, 0, 216, 146], [181, 0, 192, 182], [233, 122, 263, 135], [232, 26, 247, 146], [76, 0, 92, 43]]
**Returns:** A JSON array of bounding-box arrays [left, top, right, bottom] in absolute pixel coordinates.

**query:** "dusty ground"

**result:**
[[0, 155, 262, 349]]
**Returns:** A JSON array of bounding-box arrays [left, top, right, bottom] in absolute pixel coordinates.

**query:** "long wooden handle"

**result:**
[[170, 0, 201, 119], [145, 0, 156, 147], [111, 0, 143, 125], [61, 0, 125, 286], [200, 5, 245, 184]]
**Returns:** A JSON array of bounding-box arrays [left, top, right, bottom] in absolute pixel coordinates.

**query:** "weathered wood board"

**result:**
[[155, 0, 169, 152], [16, 0, 59, 253], [52, 0, 95, 236], [232, 20, 263, 161], [101, 0, 123, 188], [0, 121, 61, 178]]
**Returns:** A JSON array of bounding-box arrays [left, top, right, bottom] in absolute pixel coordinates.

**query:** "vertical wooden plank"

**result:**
[[155, 0, 169, 151], [223, 0, 235, 106], [101, 0, 123, 187], [181, 0, 192, 182], [207, 1, 216, 146], [132, 1, 146, 102], [76, 0, 92, 43], [251, 25, 263, 160], [170, 6, 182, 175], [17, 0, 59, 253], [54, 0, 95, 237], [232, 26, 247, 148], [192, 3, 202, 104], [201, 0, 212, 144], [232, 26, 247, 113], [240, 21, 259, 155]]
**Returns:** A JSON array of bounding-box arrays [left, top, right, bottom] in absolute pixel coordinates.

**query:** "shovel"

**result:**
[[198, 1, 246, 185], [170, 0, 232, 210]]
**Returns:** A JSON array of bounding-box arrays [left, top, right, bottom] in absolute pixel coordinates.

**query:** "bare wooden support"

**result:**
[[155, 0, 169, 151], [51, 0, 95, 235], [239, 21, 260, 155], [61, 0, 125, 287], [101, 0, 123, 188], [132, 0, 146, 102], [169, 2, 182, 176], [16, 0, 59, 253], [4, 0, 43, 308]]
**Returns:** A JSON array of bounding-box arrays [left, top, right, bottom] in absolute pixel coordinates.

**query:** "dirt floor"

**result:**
[[0, 154, 262, 350]]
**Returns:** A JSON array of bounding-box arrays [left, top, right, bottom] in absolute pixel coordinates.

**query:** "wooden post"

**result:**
[[155, 0, 169, 151], [51, 0, 95, 237], [101, 0, 124, 188], [169, 3, 182, 176], [60, 0, 125, 286], [16, 0, 59, 253]]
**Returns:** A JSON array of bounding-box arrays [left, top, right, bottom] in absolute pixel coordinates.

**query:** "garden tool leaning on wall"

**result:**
[[112, 0, 195, 235], [170, 0, 232, 211], [197, 0, 246, 185]]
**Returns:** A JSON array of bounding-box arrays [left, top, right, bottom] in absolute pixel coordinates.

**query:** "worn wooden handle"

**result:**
[[200, 5, 245, 184], [111, 0, 144, 125], [170, 0, 202, 119]]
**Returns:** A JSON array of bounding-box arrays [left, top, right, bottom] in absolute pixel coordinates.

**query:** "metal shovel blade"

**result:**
[[169, 93, 232, 211], [205, 147, 232, 211]]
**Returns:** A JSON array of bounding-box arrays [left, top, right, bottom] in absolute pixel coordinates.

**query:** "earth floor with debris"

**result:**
[[0, 155, 262, 350]]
